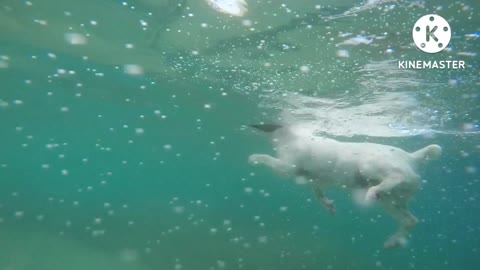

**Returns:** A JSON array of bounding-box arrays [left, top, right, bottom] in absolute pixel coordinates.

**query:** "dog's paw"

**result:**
[[325, 200, 336, 216], [365, 187, 378, 203], [384, 235, 407, 249], [248, 154, 265, 165]]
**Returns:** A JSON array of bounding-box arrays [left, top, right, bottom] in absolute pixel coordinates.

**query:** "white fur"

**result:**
[[249, 125, 441, 249]]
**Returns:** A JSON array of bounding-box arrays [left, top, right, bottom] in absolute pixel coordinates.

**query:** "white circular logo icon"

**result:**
[[412, 14, 451, 54]]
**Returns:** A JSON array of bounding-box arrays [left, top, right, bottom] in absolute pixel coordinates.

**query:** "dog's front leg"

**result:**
[[248, 154, 295, 177], [313, 186, 336, 216]]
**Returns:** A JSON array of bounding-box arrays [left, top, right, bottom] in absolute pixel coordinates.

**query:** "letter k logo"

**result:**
[[426, 25, 438, 42], [412, 14, 451, 53]]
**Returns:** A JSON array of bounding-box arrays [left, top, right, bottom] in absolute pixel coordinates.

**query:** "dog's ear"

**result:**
[[249, 124, 283, 133]]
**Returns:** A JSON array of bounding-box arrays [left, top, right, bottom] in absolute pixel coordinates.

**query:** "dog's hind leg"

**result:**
[[313, 186, 336, 216], [379, 198, 418, 249], [364, 173, 403, 202], [364, 166, 419, 202], [248, 154, 295, 177]]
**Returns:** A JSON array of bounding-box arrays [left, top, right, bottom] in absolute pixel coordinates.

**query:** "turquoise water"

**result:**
[[0, 0, 479, 269]]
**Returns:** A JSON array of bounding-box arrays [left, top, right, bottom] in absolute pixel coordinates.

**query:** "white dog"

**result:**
[[248, 124, 441, 248]]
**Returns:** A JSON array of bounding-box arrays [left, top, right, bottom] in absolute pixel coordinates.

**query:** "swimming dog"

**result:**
[[248, 124, 441, 248]]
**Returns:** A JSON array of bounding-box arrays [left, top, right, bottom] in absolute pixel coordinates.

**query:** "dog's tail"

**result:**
[[249, 124, 283, 133], [410, 144, 442, 163]]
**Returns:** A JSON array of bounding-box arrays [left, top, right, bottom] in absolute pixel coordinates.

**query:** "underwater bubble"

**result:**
[[465, 166, 477, 174], [216, 260, 226, 269], [123, 64, 144, 75], [299, 65, 310, 73], [64, 32, 87, 45], [173, 206, 185, 214], [0, 99, 8, 107], [463, 123, 476, 131], [257, 236, 268, 243], [91, 229, 106, 237], [242, 19, 253, 27], [448, 79, 458, 87], [0, 60, 8, 69], [336, 49, 350, 58], [33, 19, 47, 25]]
